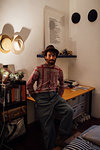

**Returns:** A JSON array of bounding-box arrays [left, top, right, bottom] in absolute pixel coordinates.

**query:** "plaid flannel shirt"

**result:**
[[27, 63, 64, 98]]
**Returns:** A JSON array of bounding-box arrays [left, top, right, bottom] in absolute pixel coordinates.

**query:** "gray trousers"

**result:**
[[34, 91, 73, 150]]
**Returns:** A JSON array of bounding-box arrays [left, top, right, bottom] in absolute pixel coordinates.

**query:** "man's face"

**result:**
[[45, 51, 57, 66]]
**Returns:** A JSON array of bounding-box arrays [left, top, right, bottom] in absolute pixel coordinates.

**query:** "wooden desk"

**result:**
[[27, 85, 95, 117], [62, 86, 95, 116], [62, 86, 94, 100]]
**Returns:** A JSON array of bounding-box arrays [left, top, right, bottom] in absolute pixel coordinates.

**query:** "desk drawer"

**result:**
[[80, 102, 87, 113], [73, 102, 87, 119], [79, 94, 87, 103], [73, 105, 80, 119], [67, 97, 79, 107]]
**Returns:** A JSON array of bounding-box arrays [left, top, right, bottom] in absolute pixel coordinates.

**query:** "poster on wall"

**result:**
[[44, 6, 66, 51]]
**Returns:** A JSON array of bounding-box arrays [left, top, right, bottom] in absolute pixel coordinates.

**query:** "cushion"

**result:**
[[82, 125, 100, 146]]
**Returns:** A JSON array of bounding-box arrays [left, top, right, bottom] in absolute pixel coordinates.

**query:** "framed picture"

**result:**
[[44, 6, 66, 50]]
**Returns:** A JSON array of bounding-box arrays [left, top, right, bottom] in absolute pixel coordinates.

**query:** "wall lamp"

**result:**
[[0, 34, 24, 54]]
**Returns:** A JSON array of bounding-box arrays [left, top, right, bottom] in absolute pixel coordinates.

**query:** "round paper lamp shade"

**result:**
[[0, 35, 12, 53], [11, 35, 24, 54]]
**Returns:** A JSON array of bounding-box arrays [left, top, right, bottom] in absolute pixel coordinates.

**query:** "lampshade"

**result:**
[[11, 35, 24, 54], [0, 35, 12, 53]]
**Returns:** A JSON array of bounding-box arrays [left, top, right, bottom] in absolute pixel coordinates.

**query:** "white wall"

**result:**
[[0, 0, 69, 124], [0, 0, 69, 80], [68, 0, 100, 118], [1, 0, 100, 123]]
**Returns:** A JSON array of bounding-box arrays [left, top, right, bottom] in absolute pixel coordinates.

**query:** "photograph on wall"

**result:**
[[44, 6, 66, 50]]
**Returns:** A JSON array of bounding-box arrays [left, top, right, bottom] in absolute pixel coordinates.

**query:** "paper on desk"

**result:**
[[71, 86, 90, 91]]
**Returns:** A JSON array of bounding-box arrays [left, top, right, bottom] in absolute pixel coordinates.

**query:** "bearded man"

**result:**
[[27, 45, 73, 150]]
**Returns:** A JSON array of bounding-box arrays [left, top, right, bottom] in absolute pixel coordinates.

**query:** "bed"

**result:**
[[63, 125, 100, 150]]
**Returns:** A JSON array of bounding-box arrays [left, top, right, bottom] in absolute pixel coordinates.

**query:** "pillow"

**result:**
[[63, 137, 92, 150], [82, 125, 100, 146]]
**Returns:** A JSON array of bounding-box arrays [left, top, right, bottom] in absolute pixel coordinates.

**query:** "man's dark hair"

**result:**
[[42, 45, 59, 57]]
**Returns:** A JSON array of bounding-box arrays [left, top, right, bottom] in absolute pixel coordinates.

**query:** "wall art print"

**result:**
[[44, 6, 66, 50]]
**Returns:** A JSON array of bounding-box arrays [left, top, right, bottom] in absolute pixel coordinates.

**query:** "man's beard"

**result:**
[[45, 59, 56, 65]]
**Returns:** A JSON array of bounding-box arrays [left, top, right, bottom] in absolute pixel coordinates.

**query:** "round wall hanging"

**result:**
[[88, 9, 98, 22], [0, 35, 12, 53], [71, 12, 81, 24]]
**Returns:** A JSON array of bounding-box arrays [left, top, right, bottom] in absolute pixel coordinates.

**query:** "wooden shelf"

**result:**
[[37, 54, 77, 58], [0, 101, 27, 111], [0, 80, 26, 111]]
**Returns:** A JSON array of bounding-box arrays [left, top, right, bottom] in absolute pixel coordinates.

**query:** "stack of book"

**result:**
[[0, 80, 26, 106]]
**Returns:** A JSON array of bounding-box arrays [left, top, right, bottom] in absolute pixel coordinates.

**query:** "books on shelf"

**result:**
[[0, 81, 26, 106], [21, 84, 26, 101]]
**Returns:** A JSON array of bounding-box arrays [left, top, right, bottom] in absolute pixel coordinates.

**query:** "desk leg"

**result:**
[[89, 91, 92, 116]]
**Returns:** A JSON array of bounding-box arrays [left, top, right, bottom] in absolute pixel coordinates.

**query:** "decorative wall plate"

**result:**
[[88, 9, 98, 22], [71, 12, 81, 24]]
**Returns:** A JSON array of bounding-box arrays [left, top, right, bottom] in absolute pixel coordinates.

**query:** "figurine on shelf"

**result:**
[[59, 49, 73, 56], [59, 50, 63, 55], [67, 50, 73, 56], [0, 66, 10, 84], [9, 71, 24, 81], [63, 49, 68, 55]]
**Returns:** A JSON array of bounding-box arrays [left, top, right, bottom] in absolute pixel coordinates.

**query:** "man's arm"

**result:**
[[27, 68, 39, 98], [58, 70, 64, 96]]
